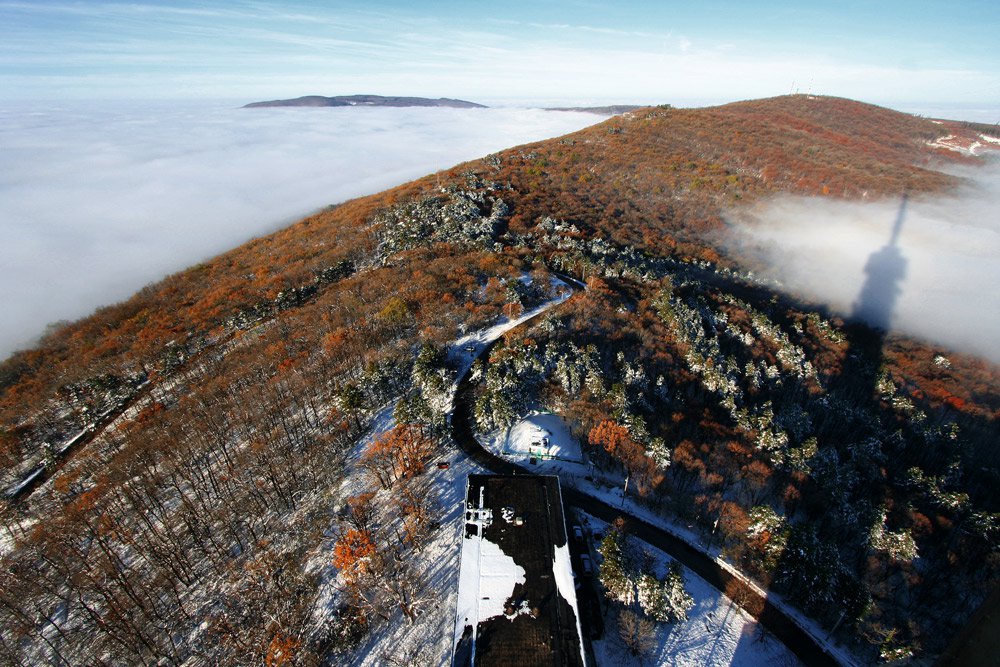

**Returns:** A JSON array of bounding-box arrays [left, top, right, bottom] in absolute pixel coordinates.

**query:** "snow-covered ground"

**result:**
[[502, 411, 584, 463], [322, 272, 846, 666], [446, 275, 573, 382], [568, 463, 860, 665], [350, 456, 490, 666], [482, 419, 860, 665], [0, 516, 36, 556], [322, 405, 489, 666], [583, 514, 802, 667], [926, 132, 1000, 156], [318, 279, 576, 665]]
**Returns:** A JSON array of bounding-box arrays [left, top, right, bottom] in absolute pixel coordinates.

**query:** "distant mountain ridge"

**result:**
[[243, 94, 486, 109], [544, 104, 644, 115]]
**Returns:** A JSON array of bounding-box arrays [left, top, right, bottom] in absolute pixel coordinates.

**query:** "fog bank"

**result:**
[[723, 160, 1000, 364], [0, 102, 599, 359]]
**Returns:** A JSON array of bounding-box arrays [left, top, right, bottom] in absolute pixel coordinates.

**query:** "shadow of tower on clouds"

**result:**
[[766, 193, 912, 649], [851, 193, 908, 332]]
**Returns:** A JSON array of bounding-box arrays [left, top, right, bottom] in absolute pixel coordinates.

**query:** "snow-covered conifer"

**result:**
[[598, 530, 635, 605]]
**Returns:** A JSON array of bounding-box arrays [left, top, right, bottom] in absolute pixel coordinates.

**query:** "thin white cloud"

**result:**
[[518, 20, 667, 40], [0, 103, 600, 359], [2, 1, 997, 110]]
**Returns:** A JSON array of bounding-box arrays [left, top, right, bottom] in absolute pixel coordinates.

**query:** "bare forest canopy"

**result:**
[[1, 94, 997, 666]]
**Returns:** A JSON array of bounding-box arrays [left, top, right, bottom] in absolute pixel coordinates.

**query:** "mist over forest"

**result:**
[[0, 102, 598, 359], [723, 158, 1000, 363]]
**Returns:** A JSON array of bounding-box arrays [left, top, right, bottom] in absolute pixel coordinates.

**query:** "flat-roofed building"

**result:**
[[453, 474, 585, 666]]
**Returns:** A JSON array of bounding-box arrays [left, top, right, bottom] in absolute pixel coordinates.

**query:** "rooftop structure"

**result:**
[[453, 474, 585, 666]]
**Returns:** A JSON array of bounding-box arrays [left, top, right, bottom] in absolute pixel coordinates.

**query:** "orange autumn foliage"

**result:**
[[588, 420, 634, 457], [265, 633, 301, 667], [359, 424, 434, 489], [332, 528, 376, 583]]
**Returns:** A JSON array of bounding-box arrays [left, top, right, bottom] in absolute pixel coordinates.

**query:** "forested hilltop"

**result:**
[[1, 95, 997, 665]]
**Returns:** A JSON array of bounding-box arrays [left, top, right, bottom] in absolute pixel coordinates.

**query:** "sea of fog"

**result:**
[[723, 159, 1000, 364], [0, 102, 600, 359]]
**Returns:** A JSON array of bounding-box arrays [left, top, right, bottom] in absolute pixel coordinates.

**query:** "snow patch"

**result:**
[[505, 412, 583, 463], [583, 513, 803, 667], [453, 528, 526, 657], [477, 537, 526, 620], [6, 465, 45, 498], [925, 133, 999, 156], [553, 542, 587, 664]]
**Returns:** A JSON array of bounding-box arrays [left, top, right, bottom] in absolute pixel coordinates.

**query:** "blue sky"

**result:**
[[1, 0, 999, 111]]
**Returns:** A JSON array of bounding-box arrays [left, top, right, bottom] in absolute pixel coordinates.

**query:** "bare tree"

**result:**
[[618, 609, 657, 661]]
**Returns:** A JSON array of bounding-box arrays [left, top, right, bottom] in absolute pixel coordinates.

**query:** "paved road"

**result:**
[[449, 278, 844, 667]]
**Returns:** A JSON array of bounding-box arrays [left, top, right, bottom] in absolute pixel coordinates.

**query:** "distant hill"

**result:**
[[544, 104, 644, 115], [243, 94, 487, 109]]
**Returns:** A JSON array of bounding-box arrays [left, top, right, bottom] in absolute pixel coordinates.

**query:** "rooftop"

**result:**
[[453, 474, 585, 667]]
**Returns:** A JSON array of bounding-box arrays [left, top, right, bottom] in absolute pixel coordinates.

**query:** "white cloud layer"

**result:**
[[723, 159, 1000, 364], [0, 102, 600, 359]]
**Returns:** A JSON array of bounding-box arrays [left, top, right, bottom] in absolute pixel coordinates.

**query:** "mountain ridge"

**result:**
[[544, 104, 644, 115], [243, 94, 487, 108]]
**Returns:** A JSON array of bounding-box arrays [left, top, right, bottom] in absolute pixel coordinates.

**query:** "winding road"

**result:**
[[449, 273, 844, 667]]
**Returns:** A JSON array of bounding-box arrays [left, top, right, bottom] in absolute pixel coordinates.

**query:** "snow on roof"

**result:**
[[452, 475, 585, 666]]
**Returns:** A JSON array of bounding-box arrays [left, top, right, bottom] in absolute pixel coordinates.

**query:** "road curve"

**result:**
[[449, 275, 844, 667]]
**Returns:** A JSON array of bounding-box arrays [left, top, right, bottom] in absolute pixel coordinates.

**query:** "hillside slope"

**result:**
[[0, 95, 997, 666]]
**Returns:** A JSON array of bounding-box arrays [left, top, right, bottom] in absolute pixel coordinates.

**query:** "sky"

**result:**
[[1, 0, 999, 115]]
